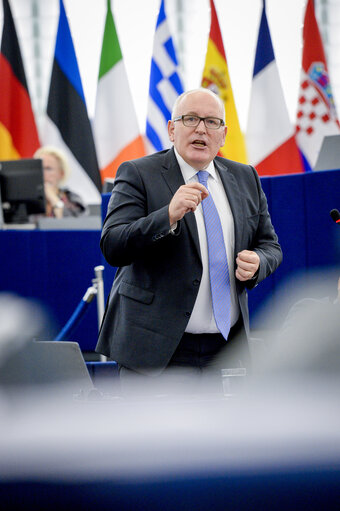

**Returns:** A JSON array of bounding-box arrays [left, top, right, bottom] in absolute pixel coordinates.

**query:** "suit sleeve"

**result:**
[[100, 160, 174, 267], [246, 166, 283, 289]]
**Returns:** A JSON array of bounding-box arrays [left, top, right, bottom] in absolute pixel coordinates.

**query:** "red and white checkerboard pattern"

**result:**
[[296, 71, 340, 168], [296, 79, 332, 136]]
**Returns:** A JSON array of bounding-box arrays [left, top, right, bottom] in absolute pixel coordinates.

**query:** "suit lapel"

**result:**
[[161, 148, 185, 194], [161, 148, 201, 259], [215, 159, 244, 255]]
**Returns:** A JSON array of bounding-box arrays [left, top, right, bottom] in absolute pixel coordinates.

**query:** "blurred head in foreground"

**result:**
[[249, 270, 340, 385], [0, 293, 50, 368]]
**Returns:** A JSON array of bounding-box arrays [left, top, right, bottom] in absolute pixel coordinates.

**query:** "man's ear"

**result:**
[[220, 126, 227, 148], [168, 120, 175, 142]]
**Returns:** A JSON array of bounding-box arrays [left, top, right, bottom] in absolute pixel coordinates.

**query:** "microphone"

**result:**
[[330, 209, 340, 224]]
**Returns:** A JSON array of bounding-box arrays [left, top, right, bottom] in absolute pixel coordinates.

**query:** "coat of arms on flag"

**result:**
[[295, 0, 340, 170], [296, 62, 339, 138]]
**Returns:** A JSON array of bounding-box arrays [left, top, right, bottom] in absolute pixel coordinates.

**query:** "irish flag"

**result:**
[[201, 0, 247, 163], [94, 0, 146, 183]]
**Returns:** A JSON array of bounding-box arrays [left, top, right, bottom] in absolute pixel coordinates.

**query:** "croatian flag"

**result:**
[[145, 0, 184, 153], [246, 0, 303, 176], [295, 0, 340, 171]]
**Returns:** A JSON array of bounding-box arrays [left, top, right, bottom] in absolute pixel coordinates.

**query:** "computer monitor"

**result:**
[[314, 134, 340, 171], [0, 158, 46, 224]]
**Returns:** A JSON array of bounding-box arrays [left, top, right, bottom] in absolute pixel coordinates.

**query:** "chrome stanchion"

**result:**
[[92, 265, 106, 361], [53, 265, 106, 361]]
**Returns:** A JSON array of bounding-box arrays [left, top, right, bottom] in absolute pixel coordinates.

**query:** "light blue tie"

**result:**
[[197, 170, 231, 341]]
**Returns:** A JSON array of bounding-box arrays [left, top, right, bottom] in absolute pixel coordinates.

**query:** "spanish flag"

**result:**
[[0, 0, 40, 159], [201, 0, 247, 163]]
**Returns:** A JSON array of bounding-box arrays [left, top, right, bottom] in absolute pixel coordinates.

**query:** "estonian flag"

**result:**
[[42, 0, 101, 204]]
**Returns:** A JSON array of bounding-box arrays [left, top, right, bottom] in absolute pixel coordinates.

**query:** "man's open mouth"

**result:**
[[192, 140, 206, 147]]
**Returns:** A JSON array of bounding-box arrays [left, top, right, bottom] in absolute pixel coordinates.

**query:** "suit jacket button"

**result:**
[[184, 311, 191, 317], [193, 279, 200, 286]]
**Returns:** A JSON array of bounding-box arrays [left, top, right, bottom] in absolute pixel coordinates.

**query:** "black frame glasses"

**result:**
[[173, 115, 225, 130]]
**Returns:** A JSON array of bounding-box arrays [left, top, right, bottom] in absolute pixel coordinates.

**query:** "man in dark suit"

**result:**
[[96, 88, 282, 389]]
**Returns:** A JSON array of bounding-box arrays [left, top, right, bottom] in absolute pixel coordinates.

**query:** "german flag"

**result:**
[[0, 0, 40, 159]]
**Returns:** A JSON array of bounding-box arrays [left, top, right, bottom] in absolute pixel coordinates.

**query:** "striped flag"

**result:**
[[201, 0, 247, 163], [246, 0, 304, 176], [42, 0, 101, 204], [0, 0, 40, 159], [296, 0, 340, 171], [146, 0, 184, 153], [93, 0, 146, 183]]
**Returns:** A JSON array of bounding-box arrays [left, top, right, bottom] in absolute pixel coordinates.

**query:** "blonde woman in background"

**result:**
[[34, 146, 87, 218]]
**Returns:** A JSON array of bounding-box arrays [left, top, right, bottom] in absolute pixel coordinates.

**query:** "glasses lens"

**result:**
[[181, 115, 222, 129], [204, 117, 222, 129], [182, 115, 199, 126]]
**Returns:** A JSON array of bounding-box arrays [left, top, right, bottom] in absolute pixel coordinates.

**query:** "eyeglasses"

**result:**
[[173, 115, 225, 130]]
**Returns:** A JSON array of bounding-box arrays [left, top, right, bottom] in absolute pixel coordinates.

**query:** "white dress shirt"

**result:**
[[174, 149, 240, 334]]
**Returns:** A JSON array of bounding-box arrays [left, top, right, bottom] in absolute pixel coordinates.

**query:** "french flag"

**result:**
[[246, 0, 304, 176]]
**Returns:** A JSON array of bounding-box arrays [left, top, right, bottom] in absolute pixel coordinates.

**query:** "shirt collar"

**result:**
[[174, 148, 217, 184]]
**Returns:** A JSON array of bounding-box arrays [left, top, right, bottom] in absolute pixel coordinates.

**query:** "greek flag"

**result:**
[[146, 0, 184, 153]]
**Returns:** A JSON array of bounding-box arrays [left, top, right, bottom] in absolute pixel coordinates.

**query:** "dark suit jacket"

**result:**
[[96, 148, 282, 374]]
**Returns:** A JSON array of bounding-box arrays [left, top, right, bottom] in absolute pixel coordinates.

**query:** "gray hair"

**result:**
[[171, 88, 225, 122]]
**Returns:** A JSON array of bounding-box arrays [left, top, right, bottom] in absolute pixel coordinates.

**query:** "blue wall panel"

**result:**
[[0, 230, 102, 351], [304, 169, 340, 267], [1, 170, 339, 351]]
